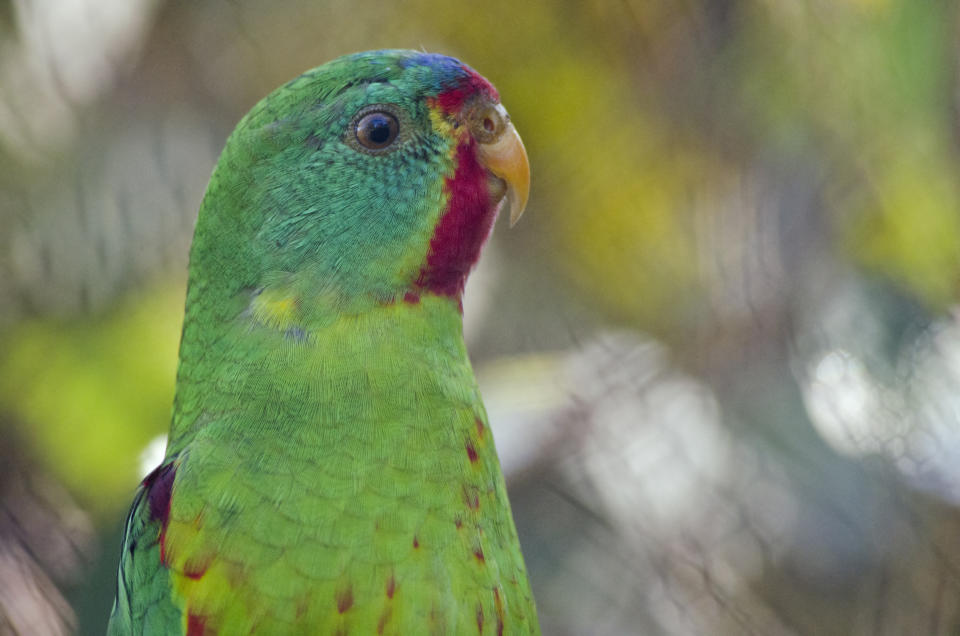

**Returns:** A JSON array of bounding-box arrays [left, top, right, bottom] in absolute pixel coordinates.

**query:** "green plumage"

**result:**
[[108, 50, 537, 634]]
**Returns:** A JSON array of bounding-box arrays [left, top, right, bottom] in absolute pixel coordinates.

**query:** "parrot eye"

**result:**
[[355, 111, 399, 151]]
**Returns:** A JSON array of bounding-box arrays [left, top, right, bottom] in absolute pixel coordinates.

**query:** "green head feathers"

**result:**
[[189, 49, 529, 321]]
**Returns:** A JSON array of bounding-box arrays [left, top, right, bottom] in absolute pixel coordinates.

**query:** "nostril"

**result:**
[[483, 117, 495, 133]]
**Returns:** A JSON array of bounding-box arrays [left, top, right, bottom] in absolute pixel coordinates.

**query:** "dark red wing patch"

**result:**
[[142, 462, 176, 565], [145, 462, 176, 524]]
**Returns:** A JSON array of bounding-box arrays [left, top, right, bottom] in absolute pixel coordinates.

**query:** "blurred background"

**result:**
[[2, 0, 960, 634]]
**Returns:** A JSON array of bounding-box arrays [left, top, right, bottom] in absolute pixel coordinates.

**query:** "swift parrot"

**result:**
[[108, 50, 538, 634]]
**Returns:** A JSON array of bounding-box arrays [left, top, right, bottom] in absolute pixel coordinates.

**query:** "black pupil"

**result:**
[[366, 116, 392, 144]]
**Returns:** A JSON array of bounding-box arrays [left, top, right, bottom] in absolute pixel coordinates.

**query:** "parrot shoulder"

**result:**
[[107, 461, 182, 635]]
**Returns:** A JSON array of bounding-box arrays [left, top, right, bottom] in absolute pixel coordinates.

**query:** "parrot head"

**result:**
[[191, 49, 529, 321]]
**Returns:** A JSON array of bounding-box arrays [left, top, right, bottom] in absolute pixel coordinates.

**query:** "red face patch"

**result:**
[[415, 137, 497, 298], [414, 67, 503, 300]]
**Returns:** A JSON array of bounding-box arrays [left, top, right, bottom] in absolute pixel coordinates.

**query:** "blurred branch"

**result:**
[[0, 422, 95, 636]]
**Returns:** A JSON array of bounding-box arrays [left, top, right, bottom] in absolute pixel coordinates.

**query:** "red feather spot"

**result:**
[[386, 575, 396, 599], [493, 587, 505, 636], [296, 597, 310, 619], [183, 560, 208, 580], [186, 613, 207, 636], [377, 607, 392, 634], [455, 517, 463, 529], [477, 604, 485, 633], [336, 587, 354, 614], [466, 441, 478, 463], [474, 547, 485, 563], [403, 292, 420, 304], [463, 487, 480, 511], [416, 139, 496, 298], [412, 536, 420, 549], [475, 418, 485, 438]]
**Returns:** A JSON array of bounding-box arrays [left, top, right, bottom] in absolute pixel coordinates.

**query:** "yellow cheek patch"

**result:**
[[427, 102, 461, 145], [250, 289, 301, 331]]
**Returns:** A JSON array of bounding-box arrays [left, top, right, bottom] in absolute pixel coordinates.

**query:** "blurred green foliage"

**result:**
[[740, 0, 960, 306], [0, 282, 181, 516]]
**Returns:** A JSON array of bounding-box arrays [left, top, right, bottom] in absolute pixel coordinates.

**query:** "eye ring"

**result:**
[[354, 110, 400, 151], [464, 100, 507, 144]]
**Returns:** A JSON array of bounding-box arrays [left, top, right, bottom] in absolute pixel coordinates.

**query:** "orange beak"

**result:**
[[474, 104, 530, 227]]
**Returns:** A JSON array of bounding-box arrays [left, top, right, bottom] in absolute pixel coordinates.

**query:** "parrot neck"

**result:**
[[167, 288, 471, 453], [160, 281, 538, 634]]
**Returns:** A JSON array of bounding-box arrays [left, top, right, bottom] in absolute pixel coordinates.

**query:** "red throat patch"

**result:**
[[415, 138, 497, 299]]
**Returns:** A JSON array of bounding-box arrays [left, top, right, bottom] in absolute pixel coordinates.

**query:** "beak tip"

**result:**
[[507, 192, 525, 227]]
